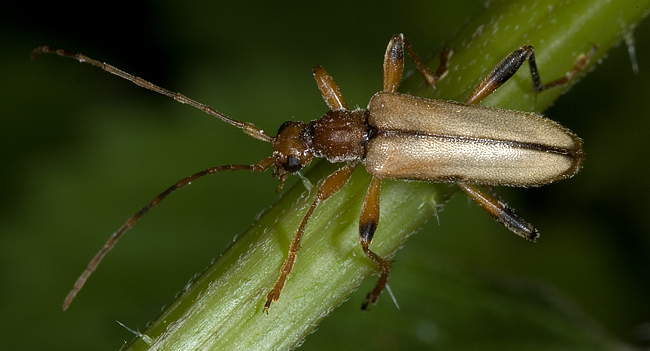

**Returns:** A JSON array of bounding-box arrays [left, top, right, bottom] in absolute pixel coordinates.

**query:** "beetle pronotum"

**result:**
[[33, 34, 593, 312]]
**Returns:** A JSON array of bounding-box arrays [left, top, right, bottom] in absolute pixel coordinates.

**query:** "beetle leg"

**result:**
[[63, 157, 276, 310], [313, 65, 348, 110], [383, 34, 451, 93], [538, 45, 597, 91], [465, 45, 596, 105], [264, 161, 359, 312], [358, 176, 391, 310], [383, 34, 405, 93], [429, 46, 452, 85], [457, 183, 539, 242]]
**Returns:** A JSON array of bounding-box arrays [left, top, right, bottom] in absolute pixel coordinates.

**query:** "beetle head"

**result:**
[[272, 121, 314, 191]]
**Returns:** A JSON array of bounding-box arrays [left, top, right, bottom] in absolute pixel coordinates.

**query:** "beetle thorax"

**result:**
[[306, 109, 371, 163]]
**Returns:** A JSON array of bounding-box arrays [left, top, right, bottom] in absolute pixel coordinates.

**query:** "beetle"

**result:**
[[33, 34, 593, 312]]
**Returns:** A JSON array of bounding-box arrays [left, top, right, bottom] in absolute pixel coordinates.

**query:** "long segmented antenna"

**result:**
[[32, 45, 279, 309], [31, 46, 273, 143], [62, 158, 275, 310]]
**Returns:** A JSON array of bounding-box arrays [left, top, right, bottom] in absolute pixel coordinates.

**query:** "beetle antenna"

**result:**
[[31, 46, 273, 143], [62, 158, 275, 310]]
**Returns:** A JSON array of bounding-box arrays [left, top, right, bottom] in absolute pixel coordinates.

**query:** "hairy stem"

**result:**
[[125, 0, 650, 350]]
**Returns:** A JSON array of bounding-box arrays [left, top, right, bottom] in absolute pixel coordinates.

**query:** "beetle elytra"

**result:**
[[33, 34, 594, 312]]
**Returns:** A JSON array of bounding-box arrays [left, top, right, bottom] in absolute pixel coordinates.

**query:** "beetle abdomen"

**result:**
[[366, 132, 581, 186], [365, 92, 582, 186]]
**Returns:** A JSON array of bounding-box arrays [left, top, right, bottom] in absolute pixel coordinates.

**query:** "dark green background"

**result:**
[[2, 1, 649, 350]]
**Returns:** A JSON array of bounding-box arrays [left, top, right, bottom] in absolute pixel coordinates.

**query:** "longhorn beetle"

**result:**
[[33, 34, 594, 312]]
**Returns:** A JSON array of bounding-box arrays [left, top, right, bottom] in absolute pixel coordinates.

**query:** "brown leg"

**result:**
[[539, 45, 598, 90], [357, 176, 391, 310], [313, 65, 348, 110], [264, 161, 360, 312], [458, 46, 596, 237], [464, 45, 597, 105], [382, 34, 452, 93], [457, 182, 539, 242], [63, 157, 276, 310]]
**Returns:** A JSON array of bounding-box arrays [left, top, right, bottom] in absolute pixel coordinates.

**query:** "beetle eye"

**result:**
[[277, 121, 293, 135], [282, 156, 302, 173]]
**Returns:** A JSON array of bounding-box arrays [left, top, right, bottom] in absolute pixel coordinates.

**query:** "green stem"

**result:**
[[126, 0, 650, 350]]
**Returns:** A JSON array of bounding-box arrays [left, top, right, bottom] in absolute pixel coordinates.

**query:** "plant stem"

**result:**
[[125, 0, 650, 350]]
